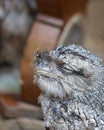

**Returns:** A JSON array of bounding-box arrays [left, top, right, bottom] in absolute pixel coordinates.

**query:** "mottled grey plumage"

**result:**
[[34, 44, 104, 130]]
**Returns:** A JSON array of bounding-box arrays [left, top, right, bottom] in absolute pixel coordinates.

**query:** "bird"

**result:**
[[34, 44, 104, 130]]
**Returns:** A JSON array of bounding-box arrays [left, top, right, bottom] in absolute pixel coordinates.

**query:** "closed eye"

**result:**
[[62, 64, 73, 73], [72, 70, 85, 77], [56, 59, 88, 77], [60, 64, 88, 78]]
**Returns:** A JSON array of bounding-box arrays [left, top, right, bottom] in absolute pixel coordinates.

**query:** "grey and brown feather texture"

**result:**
[[34, 44, 104, 130]]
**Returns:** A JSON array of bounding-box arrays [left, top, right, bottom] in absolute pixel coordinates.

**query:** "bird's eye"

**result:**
[[62, 64, 73, 73]]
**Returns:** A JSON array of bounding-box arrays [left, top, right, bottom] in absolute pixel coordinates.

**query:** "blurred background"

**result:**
[[0, 0, 104, 129]]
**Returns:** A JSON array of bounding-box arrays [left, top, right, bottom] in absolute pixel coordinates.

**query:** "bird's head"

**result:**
[[34, 45, 104, 98]]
